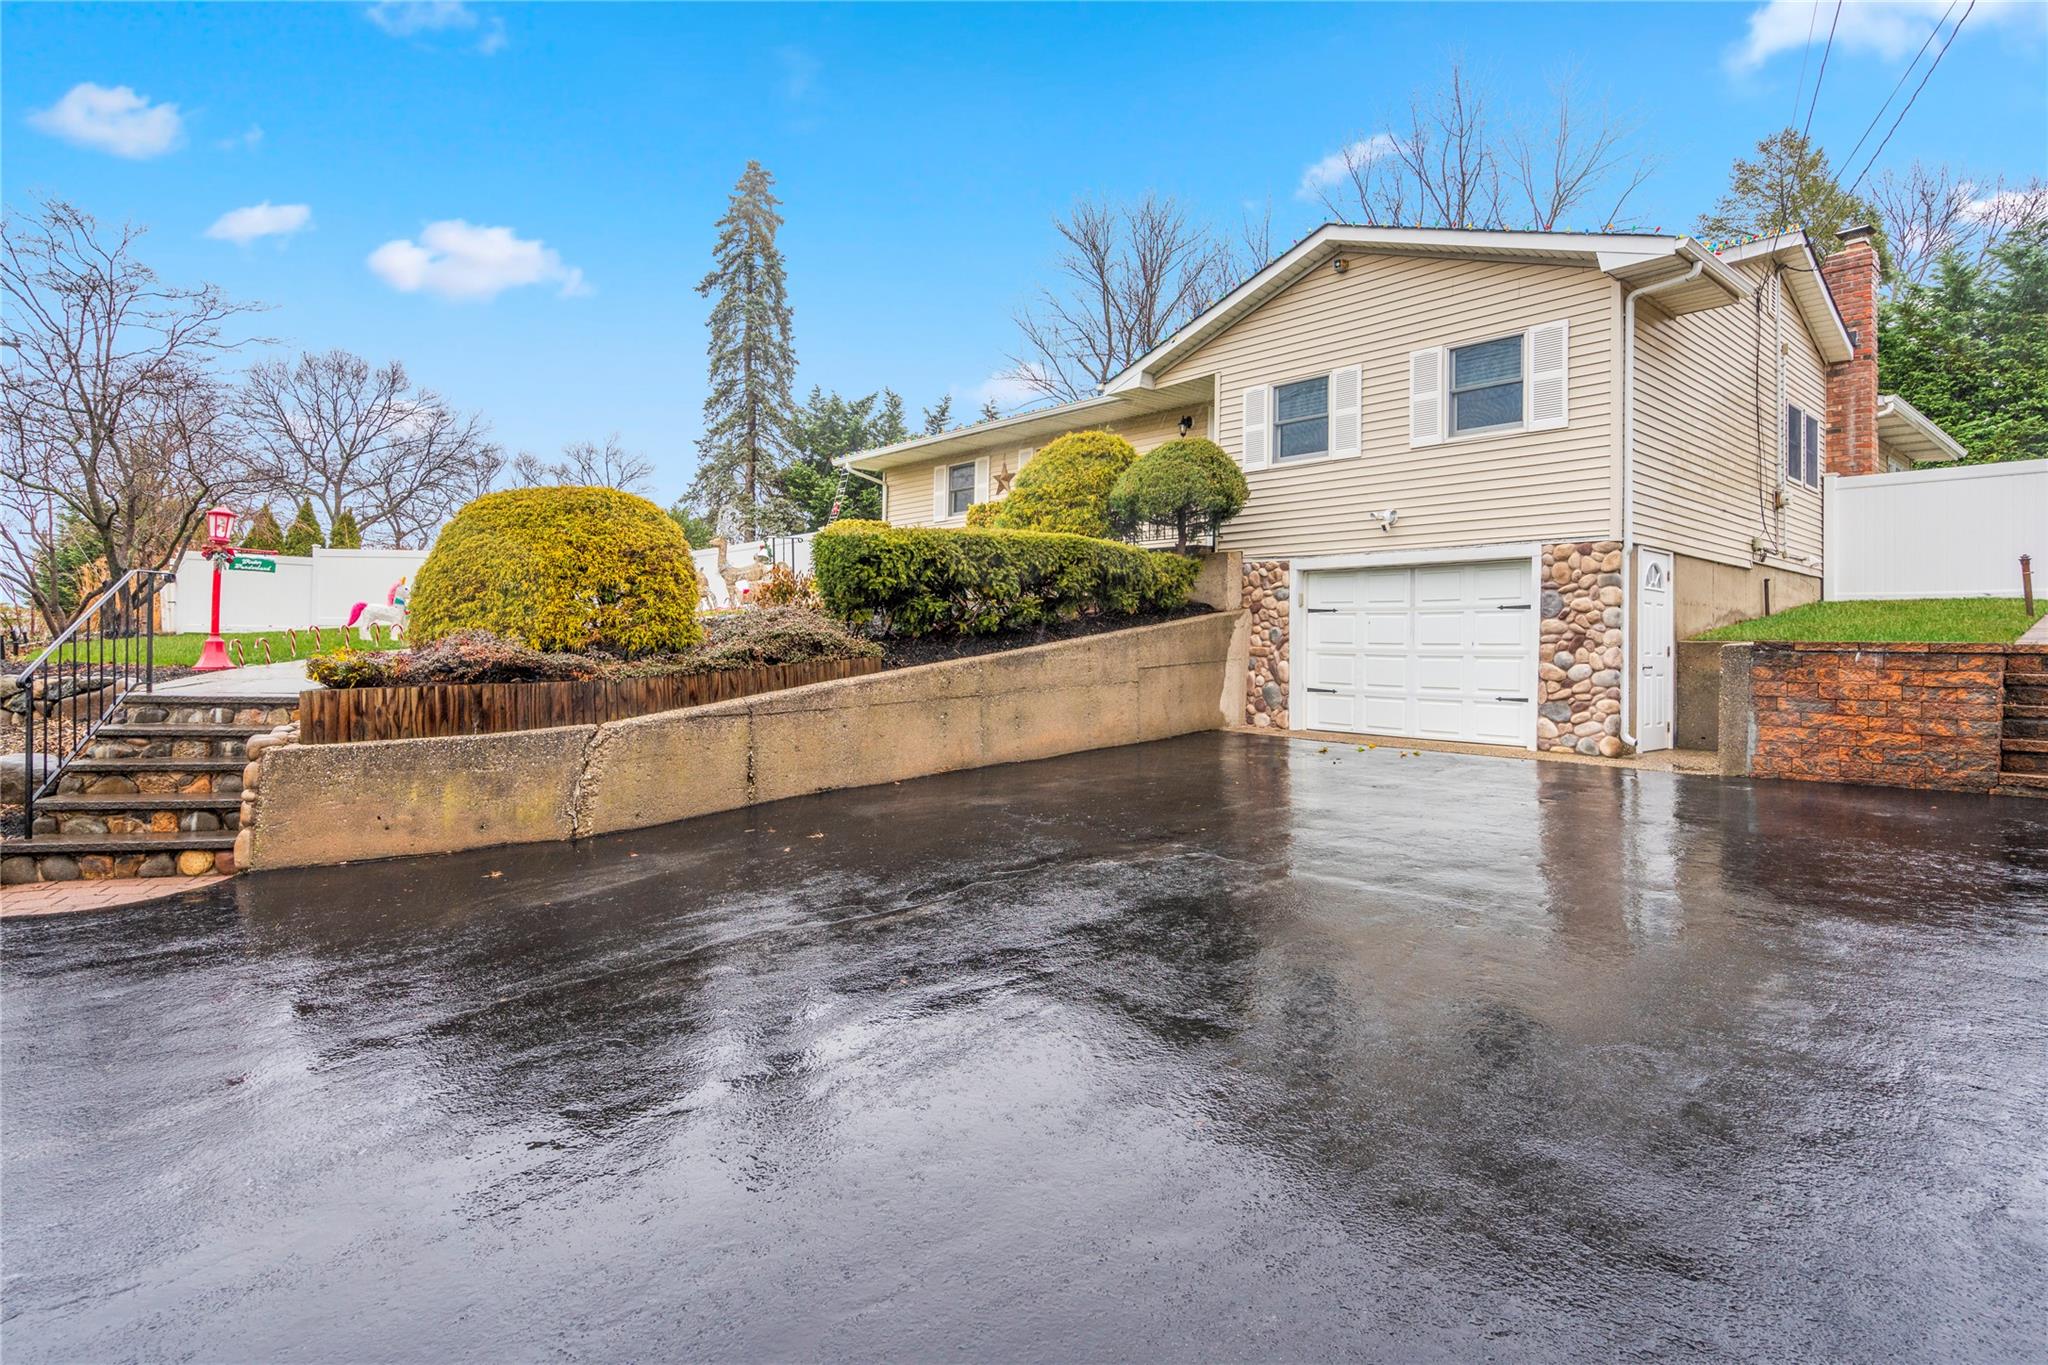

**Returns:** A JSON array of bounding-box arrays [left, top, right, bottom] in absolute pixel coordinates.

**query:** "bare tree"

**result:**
[[237, 348, 500, 548], [1870, 162, 2048, 286], [1005, 194, 1245, 404], [511, 434, 653, 493], [1, 198, 260, 622], [1321, 63, 1650, 232]]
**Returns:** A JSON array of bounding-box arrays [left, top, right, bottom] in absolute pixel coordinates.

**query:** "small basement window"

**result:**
[[1450, 334, 1524, 436], [946, 462, 976, 517], [1273, 375, 1329, 462]]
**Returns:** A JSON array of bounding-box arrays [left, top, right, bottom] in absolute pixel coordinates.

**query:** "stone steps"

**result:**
[[1991, 772, 2048, 799], [1999, 668, 2048, 790], [6, 691, 299, 885]]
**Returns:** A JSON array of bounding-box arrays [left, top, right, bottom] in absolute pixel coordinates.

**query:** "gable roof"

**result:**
[[1102, 224, 1751, 393], [1710, 231, 1854, 364]]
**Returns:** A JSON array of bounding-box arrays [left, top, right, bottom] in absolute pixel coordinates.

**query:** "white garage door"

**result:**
[[1297, 560, 1536, 746]]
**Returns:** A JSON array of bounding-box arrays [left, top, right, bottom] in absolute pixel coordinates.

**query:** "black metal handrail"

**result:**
[[9, 569, 174, 833]]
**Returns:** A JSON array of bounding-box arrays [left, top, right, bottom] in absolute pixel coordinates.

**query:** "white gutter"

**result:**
[[1619, 257, 1706, 753]]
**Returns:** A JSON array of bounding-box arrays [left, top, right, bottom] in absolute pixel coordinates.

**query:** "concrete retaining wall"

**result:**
[[244, 610, 1247, 870]]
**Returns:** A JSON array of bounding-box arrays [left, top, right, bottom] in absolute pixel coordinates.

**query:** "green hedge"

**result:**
[[409, 486, 703, 656], [813, 519, 1199, 637]]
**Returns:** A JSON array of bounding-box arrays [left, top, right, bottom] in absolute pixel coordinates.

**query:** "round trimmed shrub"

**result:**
[[1107, 437, 1249, 549], [408, 487, 704, 656], [989, 429, 1138, 539]]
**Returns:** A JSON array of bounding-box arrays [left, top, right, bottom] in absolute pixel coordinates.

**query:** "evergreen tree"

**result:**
[[978, 398, 1002, 423], [872, 389, 910, 446], [328, 508, 364, 549], [685, 161, 798, 540], [283, 498, 326, 556], [1879, 228, 2048, 463], [240, 505, 285, 552], [777, 386, 887, 528], [667, 502, 717, 550], [1699, 128, 1885, 264], [921, 394, 953, 435]]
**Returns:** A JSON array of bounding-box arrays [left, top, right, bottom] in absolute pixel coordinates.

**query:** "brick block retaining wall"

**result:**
[[1747, 643, 2006, 791]]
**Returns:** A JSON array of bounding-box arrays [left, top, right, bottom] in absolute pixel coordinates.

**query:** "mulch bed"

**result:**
[[877, 606, 1213, 671]]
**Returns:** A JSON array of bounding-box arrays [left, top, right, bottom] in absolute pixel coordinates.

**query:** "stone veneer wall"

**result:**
[[1540, 540, 1627, 756], [1745, 643, 2006, 790], [1243, 559, 1291, 727]]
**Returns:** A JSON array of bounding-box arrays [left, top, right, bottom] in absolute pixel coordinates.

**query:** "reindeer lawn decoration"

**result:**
[[710, 538, 769, 607]]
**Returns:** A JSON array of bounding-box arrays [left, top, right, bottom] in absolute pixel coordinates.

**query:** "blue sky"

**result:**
[[6, 1, 2045, 504]]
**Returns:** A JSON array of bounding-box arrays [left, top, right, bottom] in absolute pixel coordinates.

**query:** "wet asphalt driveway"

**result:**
[[5, 733, 2046, 1361]]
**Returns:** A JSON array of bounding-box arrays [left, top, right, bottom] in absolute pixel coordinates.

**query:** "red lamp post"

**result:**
[[194, 506, 239, 672]]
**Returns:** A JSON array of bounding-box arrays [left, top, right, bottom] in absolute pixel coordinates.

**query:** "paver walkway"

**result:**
[[2, 874, 230, 917]]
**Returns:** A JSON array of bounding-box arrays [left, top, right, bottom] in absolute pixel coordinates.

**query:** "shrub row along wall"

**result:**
[[1741, 642, 2007, 791], [243, 611, 1246, 870]]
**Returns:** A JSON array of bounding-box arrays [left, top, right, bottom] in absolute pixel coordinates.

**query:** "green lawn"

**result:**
[[1694, 598, 2046, 644], [57, 629, 406, 669]]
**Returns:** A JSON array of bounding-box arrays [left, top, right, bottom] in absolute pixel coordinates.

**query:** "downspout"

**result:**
[[1619, 255, 1707, 753], [839, 460, 886, 519]]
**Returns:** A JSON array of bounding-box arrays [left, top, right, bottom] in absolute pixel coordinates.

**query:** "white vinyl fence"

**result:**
[[692, 534, 815, 610], [1824, 462, 2047, 600], [170, 547, 432, 633]]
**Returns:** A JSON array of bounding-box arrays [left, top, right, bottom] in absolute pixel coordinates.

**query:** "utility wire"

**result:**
[[1847, 0, 1976, 195], [1788, 1, 1823, 131], [1801, 0, 1844, 142], [1835, 0, 1960, 182]]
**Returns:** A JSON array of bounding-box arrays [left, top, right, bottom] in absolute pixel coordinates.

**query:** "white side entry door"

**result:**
[[1636, 548, 1675, 752]]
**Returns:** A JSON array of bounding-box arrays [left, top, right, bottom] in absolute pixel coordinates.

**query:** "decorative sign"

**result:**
[[228, 555, 277, 573]]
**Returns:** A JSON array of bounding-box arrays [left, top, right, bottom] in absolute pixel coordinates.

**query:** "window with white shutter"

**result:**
[[1408, 348, 1445, 447], [1241, 385, 1270, 468]]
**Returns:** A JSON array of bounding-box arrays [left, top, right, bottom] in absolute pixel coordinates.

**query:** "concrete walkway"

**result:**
[[2, 874, 231, 918], [2019, 612, 2048, 647], [153, 661, 318, 695]]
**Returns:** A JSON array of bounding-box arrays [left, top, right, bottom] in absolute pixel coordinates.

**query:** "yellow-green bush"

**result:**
[[987, 429, 1137, 538], [408, 487, 703, 655], [813, 519, 1199, 637]]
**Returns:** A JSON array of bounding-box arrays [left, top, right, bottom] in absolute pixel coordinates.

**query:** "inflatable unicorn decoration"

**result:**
[[346, 577, 410, 641]]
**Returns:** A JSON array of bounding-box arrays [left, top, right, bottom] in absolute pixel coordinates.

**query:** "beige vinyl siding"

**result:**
[[1154, 253, 1617, 560], [1633, 259, 1827, 574], [879, 405, 1211, 527]]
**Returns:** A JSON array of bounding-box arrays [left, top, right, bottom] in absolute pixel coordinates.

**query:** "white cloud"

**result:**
[[368, 219, 588, 301], [777, 47, 820, 101], [366, 1, 506, 53], [205, 202, 312, 246], [217, 123, 265, 151], [1729, 0, 2044, 72], [962, 370, 1050, 415], [27, 82, 183, 158], [1297, 134, 1397, 201]]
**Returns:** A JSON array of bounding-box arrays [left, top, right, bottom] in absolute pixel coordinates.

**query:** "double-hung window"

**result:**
[[1449, 334, 1525, 437], [946, 461, 976, 517], [1785, 405, 1820, 487], [1273, 376, 1330, 462]]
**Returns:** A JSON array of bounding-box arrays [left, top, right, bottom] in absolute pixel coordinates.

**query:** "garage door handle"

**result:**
[[1496, 604, 1532, 610], [1495, 696, 1529, 703], [1305, 607, 1337, 614], [1306, 687, 1337, 694]]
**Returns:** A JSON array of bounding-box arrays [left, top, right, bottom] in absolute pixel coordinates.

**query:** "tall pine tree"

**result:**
[[1699, 129, 1885, 264], [687, 161, 798, 540], [920, 394, 953, 435], [283, 499, 326, 556]]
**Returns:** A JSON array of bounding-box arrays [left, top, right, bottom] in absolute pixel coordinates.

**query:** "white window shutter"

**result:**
[[1330, 365, 1362, 458], [974, 455, 990, 503], [1241, 386, 1270, 469], [1408, 348, 1445, 447], [1526, 319, 1569, 430], [932, 464, 949, 522]]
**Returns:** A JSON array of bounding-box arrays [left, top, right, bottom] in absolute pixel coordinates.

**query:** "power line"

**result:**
[[1801, 0, 1844, 142], [1788, 0, 1823, 131], [1847, 0, 1976, 195], [1835, 0, 1960, 180]]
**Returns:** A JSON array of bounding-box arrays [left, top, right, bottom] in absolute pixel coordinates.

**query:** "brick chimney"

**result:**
[[1820, 224, 1880, 476]]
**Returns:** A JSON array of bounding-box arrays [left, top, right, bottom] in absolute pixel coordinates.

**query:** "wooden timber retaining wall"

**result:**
[[297, 657, 882, 744]]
